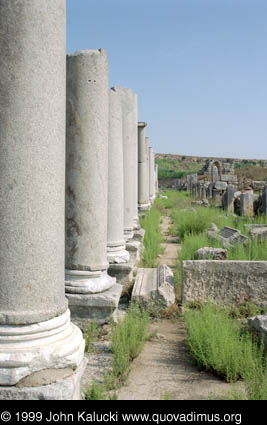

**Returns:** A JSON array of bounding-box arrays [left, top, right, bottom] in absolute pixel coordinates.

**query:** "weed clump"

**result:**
[[110, 304, 150, 383], [140, 208, 162, 267], [184, 303, 267, 399], [83, 319, 101, 353]]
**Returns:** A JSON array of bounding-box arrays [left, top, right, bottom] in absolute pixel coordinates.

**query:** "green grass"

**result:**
[[82, 319, 101, 353], [171, 206, 237, 240], [140, 207, 163, 267], [155, 191, 191, 216], [156, 158, 200, 180], [84, 304, 150, 399], [184, 303, 267, 399], [111, 303, 149, 383], [84, 381, 117, 400]]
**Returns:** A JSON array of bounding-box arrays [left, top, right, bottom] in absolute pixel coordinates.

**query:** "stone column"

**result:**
[[224, 185, 235, 213], [262, 186, 267, 215], [138, 122, 150, 210], [0, 0, 85, 399], [145, 137, 151, 206], [240, 192, 255, 217], [149, 147, 155, 202], [211, 165, 219, 183], [107, 88, 129, 264], [116, 87, 139, 239], [155, 164, 159, 194], [65, 50, 121, 323]]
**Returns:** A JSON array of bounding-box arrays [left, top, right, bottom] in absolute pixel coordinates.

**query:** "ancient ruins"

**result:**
[[0, 0, 266, 402], [186, 158, 267, 217]]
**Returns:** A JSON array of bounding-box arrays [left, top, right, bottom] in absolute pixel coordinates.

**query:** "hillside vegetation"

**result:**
[[155, 154, 267, 182]]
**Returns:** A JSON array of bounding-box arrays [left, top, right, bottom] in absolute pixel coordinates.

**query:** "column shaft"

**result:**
[[107, 88, 129, 263], [0, 0, 84, 395], [138, 122, 150, 210], [0, 0, 67, 325], [116, 87, 138, 240], [65, 49, 114, 295]]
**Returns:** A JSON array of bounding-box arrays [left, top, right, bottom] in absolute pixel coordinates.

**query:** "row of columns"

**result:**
[[137, 124, 157, 211], [0, 1, 158, 399]]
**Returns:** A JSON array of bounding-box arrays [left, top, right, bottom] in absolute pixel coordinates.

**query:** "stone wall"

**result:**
[[182, 260, 267, 307]]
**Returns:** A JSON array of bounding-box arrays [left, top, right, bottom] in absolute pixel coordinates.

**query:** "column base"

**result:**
[[0, 358, 87, 400], [0, 309, 85, 386], [124, 228, 134, 241], [108, 262, 134, 286], [138, 202, 150, 211], [65, 269, 115, 294], [133, 228, 145, 242], [107, 244, 130, 264], [126, 240, 143, 263], [66, 284, 123, 326], [133, 217, 140, 230]]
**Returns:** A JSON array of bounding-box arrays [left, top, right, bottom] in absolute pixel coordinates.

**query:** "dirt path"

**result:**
[[158, 216, 180, 269], [117, 213, 241, 400], [117, 320, 240, 400]]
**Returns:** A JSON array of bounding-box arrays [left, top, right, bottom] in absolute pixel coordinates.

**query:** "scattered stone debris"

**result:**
[[208, 225, 248, 248], [191, 199, 209, 207], [132, 264, 175, 308], [194, 247, 227, 260], [244, 224, 267, 241], [248, 314, 267, 347], [159, 195, 168, 199]]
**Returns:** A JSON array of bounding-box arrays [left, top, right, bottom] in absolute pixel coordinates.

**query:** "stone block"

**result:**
[[214, 181, 227, 191], [108, 262, 134, 286], [240, 192, 255, 217], [133, 228, 145, 242], [182, 260, 267, 307], [248, 314, 267, 347], [66, 284, 123, 326], [248, 226, 267, 241], [132, 265, 175, 308], [126, 240, 143, 263], [194, 247, 227, 260], [0, 359, 87, 400], [208, 226, 248, 248]]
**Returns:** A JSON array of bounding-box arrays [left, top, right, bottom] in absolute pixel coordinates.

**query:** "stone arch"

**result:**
[[211, 160, 222, 180]]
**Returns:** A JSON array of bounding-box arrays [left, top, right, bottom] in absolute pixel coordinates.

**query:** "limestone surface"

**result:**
[[248, 314, 267, 346], [182, 260, 267, 307], [66, 49, 109, 272], [194, 247, 227, 260], [66, 284, 123, 325], [107, 88, 129, 264], [116, 87, 138, 239], [138, 122, 150, 209], [132, 265, 175, 308], [0, 0, 67, 325]]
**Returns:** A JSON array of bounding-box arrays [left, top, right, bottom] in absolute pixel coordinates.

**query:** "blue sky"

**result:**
[[67, 0, 267, 159]]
